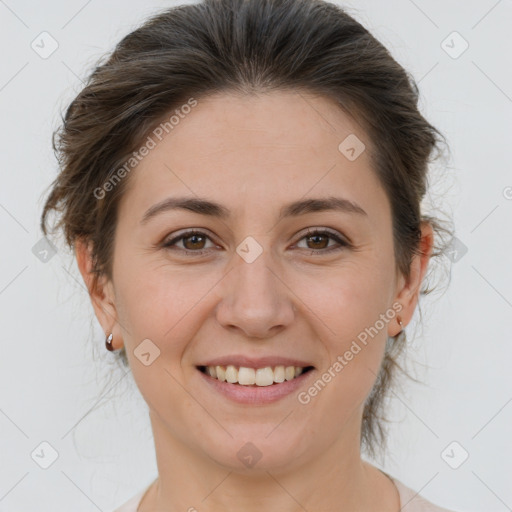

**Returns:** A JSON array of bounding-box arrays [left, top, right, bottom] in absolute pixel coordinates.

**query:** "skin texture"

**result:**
[[76, 90, 434, 511]]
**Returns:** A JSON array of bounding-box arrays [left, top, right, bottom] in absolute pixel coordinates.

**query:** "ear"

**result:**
[[75, 238, 123, 350], [388, 221, 434, 337]]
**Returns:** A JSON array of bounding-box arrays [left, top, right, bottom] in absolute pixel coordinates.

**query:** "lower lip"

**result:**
[[197, 367, 315, 405]]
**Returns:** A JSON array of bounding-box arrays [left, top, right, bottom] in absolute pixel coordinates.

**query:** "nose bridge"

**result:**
[[215, 239, 295, 338], [235, 244, 277, 301]]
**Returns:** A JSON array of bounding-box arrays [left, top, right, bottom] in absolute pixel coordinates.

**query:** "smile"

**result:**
[[196, 363, 316, 404], [198, 364, 314, 386]]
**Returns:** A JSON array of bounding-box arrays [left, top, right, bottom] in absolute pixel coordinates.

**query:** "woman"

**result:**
[[40, 0, 457, 510]]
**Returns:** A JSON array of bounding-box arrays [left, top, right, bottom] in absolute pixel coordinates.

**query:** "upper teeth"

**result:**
[[204, 365, 305, 386]]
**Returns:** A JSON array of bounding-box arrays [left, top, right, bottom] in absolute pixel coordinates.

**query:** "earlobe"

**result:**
[[74, 238, 120, 344], [389, 222, 434, 337]]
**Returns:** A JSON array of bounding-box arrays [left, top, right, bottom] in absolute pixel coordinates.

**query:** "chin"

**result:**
[[201, 427, 309, 473]]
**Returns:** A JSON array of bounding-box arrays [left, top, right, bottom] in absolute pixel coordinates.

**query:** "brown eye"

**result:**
[[162, 230, 216, 255], [295, 229, 349, 254], [305, 233, 330, 250], [181, 233, 207, 250]]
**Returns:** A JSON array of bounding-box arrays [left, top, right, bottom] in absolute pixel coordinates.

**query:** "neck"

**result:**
[[139, 409, 399, 512]]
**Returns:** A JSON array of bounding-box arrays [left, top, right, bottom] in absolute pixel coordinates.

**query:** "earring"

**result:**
[[397, 315, 404, 333], [105, 332, 114, 351]]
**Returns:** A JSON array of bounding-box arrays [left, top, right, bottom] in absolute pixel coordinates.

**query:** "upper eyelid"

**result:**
[[164, 228, 218, 245]]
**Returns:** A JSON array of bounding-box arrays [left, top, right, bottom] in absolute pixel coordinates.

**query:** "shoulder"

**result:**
[[390, 476, 460, 512], [113, 475, 461, 512], [111, 484, 149, 512]]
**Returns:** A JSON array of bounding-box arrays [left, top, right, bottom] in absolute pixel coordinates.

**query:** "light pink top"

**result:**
[[113, 474, 458, 511]]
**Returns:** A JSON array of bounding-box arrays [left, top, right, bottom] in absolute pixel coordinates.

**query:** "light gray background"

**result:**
[[1, 1, 511, 511]]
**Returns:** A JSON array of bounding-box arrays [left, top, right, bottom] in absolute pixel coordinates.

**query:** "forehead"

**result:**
[[118, 90, 388, 224], [160, 90, 367, 156]]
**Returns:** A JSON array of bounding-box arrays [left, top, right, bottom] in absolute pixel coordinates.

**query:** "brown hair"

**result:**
[[40, 0, 453, 459]]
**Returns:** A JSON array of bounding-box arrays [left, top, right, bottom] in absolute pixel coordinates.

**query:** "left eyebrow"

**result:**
[[279, 196, 367, 220], [140, 195, 367, 225]]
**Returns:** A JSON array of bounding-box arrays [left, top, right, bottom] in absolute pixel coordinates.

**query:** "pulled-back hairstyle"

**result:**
[[40, 0, 453, 460]]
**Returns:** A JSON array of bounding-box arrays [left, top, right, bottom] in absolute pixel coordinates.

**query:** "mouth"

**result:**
[[196, 363, 316, 404], [196, 364, 315, 386]]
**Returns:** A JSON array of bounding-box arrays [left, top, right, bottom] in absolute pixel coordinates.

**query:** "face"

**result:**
[[79, 90, 431, 473]]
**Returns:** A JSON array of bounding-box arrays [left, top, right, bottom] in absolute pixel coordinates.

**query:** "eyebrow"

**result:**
[[140, 195, 367, 225]]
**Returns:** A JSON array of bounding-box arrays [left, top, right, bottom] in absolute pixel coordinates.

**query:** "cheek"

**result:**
[[113, 261, 223, 376], [114, 254, 202, 332], [301, 330, 387, 440], [112, 267, 201, 415], [298, 260, 393, 413], [297, 256, 394, 345]]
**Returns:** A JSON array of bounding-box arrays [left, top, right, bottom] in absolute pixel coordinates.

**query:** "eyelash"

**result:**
[[161, 228, 350, 257]]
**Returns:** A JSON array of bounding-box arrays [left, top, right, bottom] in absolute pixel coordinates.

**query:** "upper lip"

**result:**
[[197, 355, 314, 369]]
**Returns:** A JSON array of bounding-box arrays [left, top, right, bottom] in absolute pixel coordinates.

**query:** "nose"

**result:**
[[215, 248, 296, 339]]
